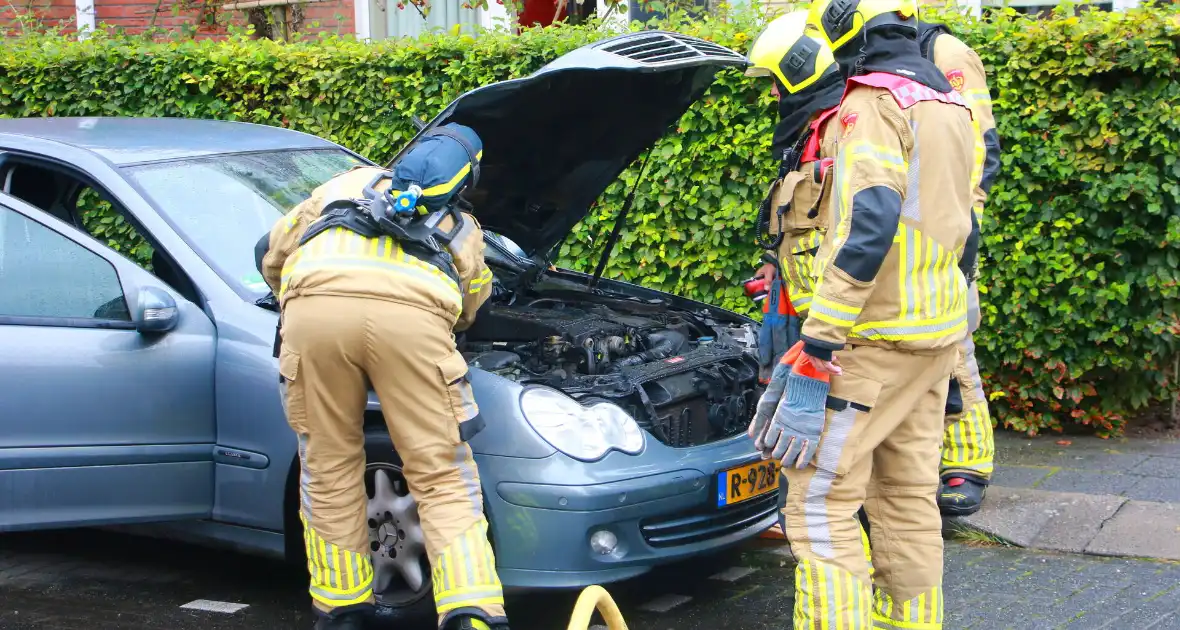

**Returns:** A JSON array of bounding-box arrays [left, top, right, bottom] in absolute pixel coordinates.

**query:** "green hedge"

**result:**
[[1, 6, 1178, 436]]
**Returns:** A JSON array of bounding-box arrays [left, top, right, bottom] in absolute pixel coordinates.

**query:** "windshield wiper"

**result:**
[[589, 152, 652, 290]]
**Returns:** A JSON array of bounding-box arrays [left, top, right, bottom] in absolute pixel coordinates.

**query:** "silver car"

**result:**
[[0, 31, 779, 623]]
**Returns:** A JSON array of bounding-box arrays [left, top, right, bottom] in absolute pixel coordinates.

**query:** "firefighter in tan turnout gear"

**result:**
[[743, 6, 847, 537], [747, 0, 979, 626], [918, 15, 1003, 516], [257, 123, 507, 630]]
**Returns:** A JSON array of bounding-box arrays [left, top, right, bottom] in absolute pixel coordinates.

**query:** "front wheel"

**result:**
[[363, 435, 436, 626]]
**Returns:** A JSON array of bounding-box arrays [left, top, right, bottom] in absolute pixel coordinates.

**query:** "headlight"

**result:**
[[519, 387, 645, 461]]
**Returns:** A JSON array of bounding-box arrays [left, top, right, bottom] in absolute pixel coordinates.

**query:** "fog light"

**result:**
[[590, 530, 618, 555]]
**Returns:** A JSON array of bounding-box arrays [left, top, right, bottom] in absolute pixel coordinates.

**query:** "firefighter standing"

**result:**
[[749, 0, 979, 625], [743, 8, 846, 538], [917, 15, 1003, 516], [258, 124, 508, 630]]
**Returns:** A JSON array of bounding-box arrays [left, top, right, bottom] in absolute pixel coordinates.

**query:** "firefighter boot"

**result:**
[[444, 615, 509, 630], [938, 473, 988, 516], [312, 604, 372, 630]]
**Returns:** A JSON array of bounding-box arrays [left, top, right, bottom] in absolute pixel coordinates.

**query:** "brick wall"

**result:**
[[1, 0, 77, 34], [1, 0, 355, 37], [300, 0, 353, 34]]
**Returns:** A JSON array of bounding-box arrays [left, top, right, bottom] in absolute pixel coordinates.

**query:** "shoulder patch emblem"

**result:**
[[841, 112, 858, 138], [946, 69, 966, 92]]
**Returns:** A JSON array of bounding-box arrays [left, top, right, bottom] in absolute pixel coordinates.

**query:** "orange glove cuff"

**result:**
[[779, 340, 805, 367], [793, 353, 831, 383]]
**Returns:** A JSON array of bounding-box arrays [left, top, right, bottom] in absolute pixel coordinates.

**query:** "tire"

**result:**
[[284, 430, 436, 628], [363, 431, 436, 628]]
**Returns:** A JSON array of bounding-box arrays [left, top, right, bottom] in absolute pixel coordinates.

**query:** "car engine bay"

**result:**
[[461, 263, 763, 449]]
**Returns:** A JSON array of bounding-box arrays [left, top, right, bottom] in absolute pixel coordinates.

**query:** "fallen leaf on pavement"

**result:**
[[1056, 440, 1072, 446]]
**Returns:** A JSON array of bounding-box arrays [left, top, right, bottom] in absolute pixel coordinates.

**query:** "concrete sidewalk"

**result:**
[[948, 430, 1180, 561]]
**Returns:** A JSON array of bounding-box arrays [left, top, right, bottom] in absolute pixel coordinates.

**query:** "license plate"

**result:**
[[716, 459, 780, 508]]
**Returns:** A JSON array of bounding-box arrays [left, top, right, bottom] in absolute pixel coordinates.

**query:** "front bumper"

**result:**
[[476, 435, 778, 591]]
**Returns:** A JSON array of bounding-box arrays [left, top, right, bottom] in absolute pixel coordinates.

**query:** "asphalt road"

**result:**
[[1, 528, 1179, 630]]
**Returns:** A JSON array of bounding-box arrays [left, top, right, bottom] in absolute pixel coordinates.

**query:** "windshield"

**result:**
[[124, 148, 366, 298]]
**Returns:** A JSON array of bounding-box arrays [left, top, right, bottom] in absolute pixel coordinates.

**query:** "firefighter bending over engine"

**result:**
[[257, 123, 507, 630]]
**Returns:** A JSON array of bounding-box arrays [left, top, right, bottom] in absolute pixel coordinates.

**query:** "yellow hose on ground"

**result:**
[[566, 585, 629, 630]]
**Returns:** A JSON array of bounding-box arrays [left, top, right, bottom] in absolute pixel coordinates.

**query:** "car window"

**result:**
[[0, 206, 130, 321], [75, 186, 156, 272], [123, 149, 366, 298], [0, 161, 76, 226]]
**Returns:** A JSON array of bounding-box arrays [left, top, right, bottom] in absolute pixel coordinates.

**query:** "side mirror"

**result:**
[[134, 285, 179, 334]]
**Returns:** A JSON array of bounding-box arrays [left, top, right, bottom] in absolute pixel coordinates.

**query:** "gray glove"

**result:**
[[761, 368, 829, 469], [747, 361, 791, 450]]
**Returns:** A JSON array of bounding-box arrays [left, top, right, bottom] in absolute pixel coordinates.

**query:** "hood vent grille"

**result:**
[[597, 32, 748, 67]]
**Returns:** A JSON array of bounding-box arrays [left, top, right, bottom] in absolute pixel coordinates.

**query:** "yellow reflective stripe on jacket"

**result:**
[[468, 268, 494, 295], [283, 210, 301, 232], [968, 116, 985, 197], [782, 229, 824, 315], [964, 86, 991, 222], [422, 150, 485, 198], [896, 225, 967, 324], [851, 310, 967, 342], [962, 88, 992, 111], [810, 295, 862, 329], [279, 228, 460, 300]]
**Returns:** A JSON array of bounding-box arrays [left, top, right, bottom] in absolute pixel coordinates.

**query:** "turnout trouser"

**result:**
[[940, 283, 994, 482], [783, 344, 956, 630], [279, 294, 505, 627]]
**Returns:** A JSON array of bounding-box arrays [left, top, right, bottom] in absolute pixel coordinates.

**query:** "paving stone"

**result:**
[[1124, 475, 1180, 503], [953, 487, 1126, 550], [1138, 439, 1180, 458], [992, 447, 1081, 467], [1074, 581, 1180, 629], [1128, 455, 1180, 478], [1036, 470, 1139, 495], [1086, 501, 1180, 561], [1055, 451, 1152, 472], [1029, 492, 1128, 554], [991, 465, 1056, 488]]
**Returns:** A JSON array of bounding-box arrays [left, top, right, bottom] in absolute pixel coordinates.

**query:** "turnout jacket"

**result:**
[[260, 166, 494, 331], [920, 23, 1002, 334], [801, 75, 977, 360], [766, 107, 842, 316], [919, 23, 1002, 218]]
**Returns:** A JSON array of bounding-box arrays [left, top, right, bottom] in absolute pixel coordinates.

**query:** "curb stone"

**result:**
[[946, 485, 1180, 561]]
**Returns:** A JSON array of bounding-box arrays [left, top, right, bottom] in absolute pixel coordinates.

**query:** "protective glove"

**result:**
[[758, 277, 792, 382], [761, 348, 831, 469], [748, 341, 805, 449]]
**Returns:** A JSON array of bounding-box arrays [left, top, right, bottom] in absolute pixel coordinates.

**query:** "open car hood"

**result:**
[[388, 31, 749, 258]]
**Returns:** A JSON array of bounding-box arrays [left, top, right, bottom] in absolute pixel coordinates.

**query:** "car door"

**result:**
[[0, 194, 216, 532]]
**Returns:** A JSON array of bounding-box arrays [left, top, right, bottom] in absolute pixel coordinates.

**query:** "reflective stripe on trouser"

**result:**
[[783, 344, 955, 630], [279, 294, 505, 625], [432, 517, 504, 617], [941, 329, 995, 478]]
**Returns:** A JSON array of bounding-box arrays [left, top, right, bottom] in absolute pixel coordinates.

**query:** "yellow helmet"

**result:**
[[744, 11, 839, 95], [807, 0, 919, 54]]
